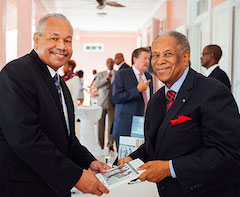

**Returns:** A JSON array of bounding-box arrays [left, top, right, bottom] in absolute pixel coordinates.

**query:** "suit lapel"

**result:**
[[155, 69, 195, 155], [30, 50, 69, 137], [129, 67, 138, 85]]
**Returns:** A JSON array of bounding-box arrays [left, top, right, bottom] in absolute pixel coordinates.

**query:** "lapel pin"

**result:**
[[182, 99, 186, 103]]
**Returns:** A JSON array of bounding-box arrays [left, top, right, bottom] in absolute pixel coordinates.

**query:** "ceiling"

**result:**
[[40, 0, 164, 32]]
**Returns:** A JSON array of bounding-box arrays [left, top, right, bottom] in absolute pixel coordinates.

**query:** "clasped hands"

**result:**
[[118, 157, 171, 183], [75, 160, 110, 196]]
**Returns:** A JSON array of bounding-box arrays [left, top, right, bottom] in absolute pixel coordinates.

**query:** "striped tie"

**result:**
[[53, 74, 62, 103], [166, 90, 176, 112]]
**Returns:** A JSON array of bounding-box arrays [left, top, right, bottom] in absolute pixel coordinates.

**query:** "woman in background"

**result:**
[[62, 59, 76, 81]]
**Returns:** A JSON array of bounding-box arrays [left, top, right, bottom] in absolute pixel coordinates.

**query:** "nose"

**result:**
[[56, 39, 67, 50]]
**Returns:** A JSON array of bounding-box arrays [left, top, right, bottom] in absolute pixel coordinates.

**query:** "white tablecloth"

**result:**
[[71, 181, 159, 197], [76, 106, 106, 157]]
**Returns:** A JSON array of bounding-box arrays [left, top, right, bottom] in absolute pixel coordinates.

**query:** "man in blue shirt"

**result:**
[[119, 31, 240, 197]]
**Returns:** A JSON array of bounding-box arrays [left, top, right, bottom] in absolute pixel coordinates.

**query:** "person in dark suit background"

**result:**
[[112, 47, 153, 150], [119, 31, 240, 197], [201, 44, 231, 90], [0, 14, 109, 197], [114, 52, 130, 71]]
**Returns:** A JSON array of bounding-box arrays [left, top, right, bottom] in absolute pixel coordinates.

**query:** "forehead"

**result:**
[[139, 51, 150, 57], [42, 18, 72, 36], [152, 35, 177, 51]]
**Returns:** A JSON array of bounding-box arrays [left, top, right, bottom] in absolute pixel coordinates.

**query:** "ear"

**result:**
[[183, 51, 191, 67], [33, 33, 39, 49]]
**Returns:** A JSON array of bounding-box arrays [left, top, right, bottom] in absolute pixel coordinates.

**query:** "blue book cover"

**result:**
[[131, 116, 144, 138]]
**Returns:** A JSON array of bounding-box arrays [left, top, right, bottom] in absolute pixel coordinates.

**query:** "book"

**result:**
[[131, 116, 144, 138], [96, 158, 145, 189], [118, 136, 144, 159]]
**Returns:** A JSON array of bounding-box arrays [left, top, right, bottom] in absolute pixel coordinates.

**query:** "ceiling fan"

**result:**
[[96, 0, 126, 9]]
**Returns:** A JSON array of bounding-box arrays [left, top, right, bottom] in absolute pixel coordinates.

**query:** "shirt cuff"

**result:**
[[169, 160, 177, 178]]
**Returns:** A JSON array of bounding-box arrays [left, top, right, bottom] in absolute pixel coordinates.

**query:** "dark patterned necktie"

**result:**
[[53, 74, 62, 103], [166, 90, 176, 112]]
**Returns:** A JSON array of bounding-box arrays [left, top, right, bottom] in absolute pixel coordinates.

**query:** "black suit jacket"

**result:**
[[130, 68, 240, 197], [209, 66, 231, 90], [0, 50, 96, 197], [119, 62, 130, 70]]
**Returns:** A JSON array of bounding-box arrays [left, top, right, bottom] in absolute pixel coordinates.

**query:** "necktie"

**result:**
[[53, 74, 62, 103], [166, 90, 176, 112], [139, 73, 148, 113]]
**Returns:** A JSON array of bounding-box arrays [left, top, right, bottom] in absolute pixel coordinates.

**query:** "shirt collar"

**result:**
[[205, 64, 218, 77], [165, 66, 189, 97], [47, 66, 59, 81], [132, 65, 142, 76]]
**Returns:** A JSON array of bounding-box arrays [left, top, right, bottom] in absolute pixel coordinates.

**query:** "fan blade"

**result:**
[[106, 1, 125, 7]]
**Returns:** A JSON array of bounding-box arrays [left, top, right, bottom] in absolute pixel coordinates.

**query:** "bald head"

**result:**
[[114, 53, 125, 65]]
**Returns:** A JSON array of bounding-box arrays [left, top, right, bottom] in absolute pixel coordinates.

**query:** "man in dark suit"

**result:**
[[119, 31, 240, 197], [0, 14, 109, 197], [114, 53, 130, 71], [201, 44, 231, 90], [112, 47, 153, 150]]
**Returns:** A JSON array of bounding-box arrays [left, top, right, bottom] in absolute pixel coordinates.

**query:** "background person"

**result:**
[[94, 58, 116, 150], [201, 44, 231, 90], [112, 47, 153, 150], [62, 59, 76, 81]]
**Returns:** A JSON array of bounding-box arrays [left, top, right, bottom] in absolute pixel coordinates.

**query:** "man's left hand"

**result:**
[[138, 160, 171, 183], [89, 161, 111, 174]]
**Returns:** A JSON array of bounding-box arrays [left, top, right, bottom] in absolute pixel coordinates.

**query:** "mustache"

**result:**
[[50, 50, 68, 57]]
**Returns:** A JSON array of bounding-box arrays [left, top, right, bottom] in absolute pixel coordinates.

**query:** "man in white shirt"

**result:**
[[112, 47, 153, 150], [114, 53, 130, 71], [201, 44, 231, 90]]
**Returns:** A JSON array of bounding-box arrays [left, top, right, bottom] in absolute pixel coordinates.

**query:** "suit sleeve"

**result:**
[[0, 65, 86, 195], [94, 73, 109, 88], [173, 81, 240, 193], [112, 71, 142, 104]]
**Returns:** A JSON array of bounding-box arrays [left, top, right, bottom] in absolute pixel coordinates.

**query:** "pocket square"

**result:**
[[170, 115, 192, 126]]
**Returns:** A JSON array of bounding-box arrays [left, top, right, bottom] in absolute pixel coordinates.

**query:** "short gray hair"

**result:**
[[152, 30, 190, 53], [36, 13, 73, 35]]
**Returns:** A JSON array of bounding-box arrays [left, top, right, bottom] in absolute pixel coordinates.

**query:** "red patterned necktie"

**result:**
[[139, 73, 148, 113], [166, 90, 176, 112]]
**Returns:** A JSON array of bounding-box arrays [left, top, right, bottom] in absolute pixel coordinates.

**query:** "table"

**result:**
[[76, 105, 106, 157], [71, 181, 159, 197]]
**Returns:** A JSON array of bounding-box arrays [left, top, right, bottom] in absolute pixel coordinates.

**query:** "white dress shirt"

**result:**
[[132, 65, 150, 102], [47, 66, 70, 135]]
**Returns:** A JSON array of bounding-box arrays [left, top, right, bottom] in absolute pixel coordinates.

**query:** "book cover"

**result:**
[[96, 158, 144, 189], [118, 136, 144, 159], [131, 116, 144, 138]]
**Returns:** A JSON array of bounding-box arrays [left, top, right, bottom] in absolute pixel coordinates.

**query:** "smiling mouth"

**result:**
[[50, 51, 68, 57], [156, 67, 170, 73]]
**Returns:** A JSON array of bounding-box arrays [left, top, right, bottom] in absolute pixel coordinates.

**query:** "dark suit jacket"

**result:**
[[119, 62, 130, 70], [112, 67, 153, 146], [209, 66, 231, 90], [0, 50, 96, 197], [130, 68, 240, 197]]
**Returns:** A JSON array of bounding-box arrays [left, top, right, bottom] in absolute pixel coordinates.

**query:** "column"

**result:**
[[0, 0, 6, 70], [17, 0, 32, 58]]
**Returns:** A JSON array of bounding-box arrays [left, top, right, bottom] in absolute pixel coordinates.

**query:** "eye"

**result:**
[[51, 37, 57, 41], [152, 54, 159, 58], [165, 52, 172, 56], [65, 39, 72, 43]]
